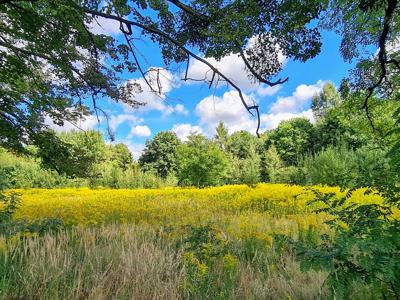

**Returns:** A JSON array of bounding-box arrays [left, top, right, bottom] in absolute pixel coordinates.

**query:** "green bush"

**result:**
[[0, 149, 81, 188], [298, 145, 394, 188], [274, 166, 300, 184], [177, 134, 230, 187], [90, 162, 177, 189]]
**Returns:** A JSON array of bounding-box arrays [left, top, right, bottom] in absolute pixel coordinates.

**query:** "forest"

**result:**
[[1, 0, 400, 299], [1, 81, 398, 190]]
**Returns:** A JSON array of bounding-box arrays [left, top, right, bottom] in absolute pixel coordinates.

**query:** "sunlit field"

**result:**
[[0, 184, 388, 299]]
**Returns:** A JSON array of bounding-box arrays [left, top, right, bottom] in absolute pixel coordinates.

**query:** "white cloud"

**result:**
[[122, 68, 179, 115], [257, 85, 283, 97], [185, 37, 286, 97], [194, 81, 323, 136], [129, 125, 151, 137], [45, 115, 100, 132], [195, 90, 258, 135], [269, 80, 325, 114], [116, 140, 145, 160], [109, 114, 143, 131], [260, 109, 315, 130], [174, 104, 189, 115], [87, 16, 122, 36], [172, 123, 203, 141]]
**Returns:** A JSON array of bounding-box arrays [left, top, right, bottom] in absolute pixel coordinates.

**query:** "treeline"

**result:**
[[1, 82, 398, 189]]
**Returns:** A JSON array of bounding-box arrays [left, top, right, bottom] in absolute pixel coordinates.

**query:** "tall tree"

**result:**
[[36, 130, 107, 178], [311, 82, 342, 119], [261, 144, 283, 183], [267, 118, 314, 165], [139, 131, 180, 178], [110, 143, 133, 171], [177, 134, 229, 187], [214, 122, 229, 150], [227, 130, 259, 160]]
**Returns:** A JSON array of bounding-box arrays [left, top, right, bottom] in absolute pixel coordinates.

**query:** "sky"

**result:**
[[47, 15, 356, 159]]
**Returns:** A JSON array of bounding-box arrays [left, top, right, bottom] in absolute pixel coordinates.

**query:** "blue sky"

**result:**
[[48, 18, 356, 158]]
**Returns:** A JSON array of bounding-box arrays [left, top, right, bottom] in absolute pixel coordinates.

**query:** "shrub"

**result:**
[[0, 148, 78, 188], [177, 134, 230, 187], [298, 145, 395, 188]]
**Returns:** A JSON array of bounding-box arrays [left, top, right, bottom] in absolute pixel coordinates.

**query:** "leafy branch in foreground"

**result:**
[[290, 189, 400, 299]]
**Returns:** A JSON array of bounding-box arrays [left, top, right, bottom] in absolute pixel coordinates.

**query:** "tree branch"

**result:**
[[364, 0, 398, 131], [84, 8, 262, 136], [237, 46, 288, 87], [166, 0, 209, 21]]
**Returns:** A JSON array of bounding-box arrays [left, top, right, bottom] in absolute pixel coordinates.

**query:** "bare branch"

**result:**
[[123, 34, 158, 94], [84, 8, 262, 136], [363, 0, 399, 131], [184, 55, 190, 81], [237, 46, 288, 87], [209, 71, 216, 88], [166, 0, 209, 21]]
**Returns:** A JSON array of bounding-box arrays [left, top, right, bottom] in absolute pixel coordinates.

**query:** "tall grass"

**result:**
[[1, 185, 389, 299], [0, 225, 183, 299], [0, 224, 328, 300]]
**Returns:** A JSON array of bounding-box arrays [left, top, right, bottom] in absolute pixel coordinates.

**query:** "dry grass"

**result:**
[[0, 225, 184, 300], [0, 223, 328, 300], [235, 257, 327, 299], [1, 184, 349, 299]]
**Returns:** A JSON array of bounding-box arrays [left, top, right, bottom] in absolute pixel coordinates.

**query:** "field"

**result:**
[[0, 184, 388, 299]]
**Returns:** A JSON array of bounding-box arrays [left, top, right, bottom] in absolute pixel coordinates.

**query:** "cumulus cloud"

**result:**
[[195, 90, 258, 135], [122, 68, 179, 115], [172, 123, 203, 141], [87, 16, 122, 36], [195, 80, 323, 136], [185, 37, 286, 97], [174, 104, 189, 115], [45, 115, 100, 132], [269, 80, 325, 114], [128, 125, 151, 137], [257, 85, 283, 97], [109, 114, 143, 131], [260, 109, 315, 130]]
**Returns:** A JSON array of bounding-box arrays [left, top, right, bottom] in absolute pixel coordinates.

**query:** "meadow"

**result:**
[[0, 184, 389, 299]]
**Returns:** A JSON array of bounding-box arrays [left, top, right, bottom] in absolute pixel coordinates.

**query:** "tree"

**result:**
[[0, 0, 144, 154], [325, 0, 400, 107], [110, 143, 133, 171], [214, 122, 229, 150], [228, 146, 261, 185], [222, 130, 262, 185], [261, 145, 283, 183], [312, 92, 399, 152], [177, 134, 229, 187], [312, 111, 366, 152], [0, 0, 334, 151], [1, 0, 398, 156], [36, 130, 107, 178], [311, 82, 341, 119], [139, 131, 180, 178], [227, 130, 259, 160], [267, 118, 314, 165]]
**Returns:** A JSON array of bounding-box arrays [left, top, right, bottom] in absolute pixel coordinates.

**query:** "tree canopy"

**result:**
[[139, 131, 180, 178], [1, 0, 399, 153]]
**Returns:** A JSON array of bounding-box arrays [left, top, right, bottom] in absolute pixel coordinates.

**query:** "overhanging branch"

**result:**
[[237, 46, 288, 87], [364, 0, 399, 131], [84, 8, 263, 136]]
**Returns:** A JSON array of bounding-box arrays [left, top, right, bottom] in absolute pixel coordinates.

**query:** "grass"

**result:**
[[0, 225, 183, 299], [0, 184, 388, 299], [0, 224, 327, 299]]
